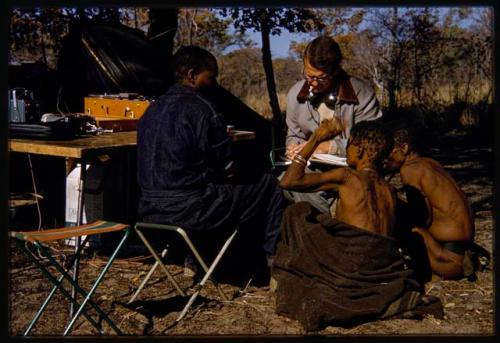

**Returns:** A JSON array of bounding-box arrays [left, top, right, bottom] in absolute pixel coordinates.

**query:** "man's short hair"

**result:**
[[349, 121, 393, 169], [387, 120, 419, 152], [172, 46, 217, 82], [304, 36, 342, 74]]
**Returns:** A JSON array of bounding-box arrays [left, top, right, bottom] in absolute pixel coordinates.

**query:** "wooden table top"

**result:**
[[9, 129, 255, 159], [230, 130, 256, 141], [9, 131, 137, 159]]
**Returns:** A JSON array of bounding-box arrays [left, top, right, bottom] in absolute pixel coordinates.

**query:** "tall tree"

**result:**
[[219, 8, 322, 133], [288, 8, 365, 61], [174, 8, 250, 56], [364, 8, 414, 110], [407, 8, 441, 104]]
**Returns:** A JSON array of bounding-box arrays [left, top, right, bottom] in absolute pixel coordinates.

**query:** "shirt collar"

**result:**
[[297, 68, 358, 105]]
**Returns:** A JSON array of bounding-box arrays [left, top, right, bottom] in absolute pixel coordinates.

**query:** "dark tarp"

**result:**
[[56, 20, 273, 171], [272, 202, 443, 331], [57, 20, 172, 112]]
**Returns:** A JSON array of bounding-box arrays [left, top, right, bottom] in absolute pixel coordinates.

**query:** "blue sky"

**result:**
[[224, 7, 485, 58], [232, 30, 310, 58]]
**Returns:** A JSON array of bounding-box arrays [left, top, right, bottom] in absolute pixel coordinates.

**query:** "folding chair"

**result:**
[[10, 220, 131, 336], [129, 222, 238, 322]]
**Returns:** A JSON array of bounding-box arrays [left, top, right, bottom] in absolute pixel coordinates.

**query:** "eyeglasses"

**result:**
[[303, 72, 332, 85]]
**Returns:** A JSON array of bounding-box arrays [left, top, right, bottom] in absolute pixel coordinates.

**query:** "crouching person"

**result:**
[[385, 123, 489, 281], [272, 119, 442, 331]]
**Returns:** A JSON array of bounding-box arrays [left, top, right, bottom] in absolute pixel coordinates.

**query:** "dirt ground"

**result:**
[[8, 130, 495, 337]]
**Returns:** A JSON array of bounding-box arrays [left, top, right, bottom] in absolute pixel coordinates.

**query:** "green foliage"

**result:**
[[312, 8, 366, 36], [219, 8, 323, 35]]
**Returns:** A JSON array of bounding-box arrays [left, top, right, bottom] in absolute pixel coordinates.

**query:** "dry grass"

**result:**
[[242, 92, 288, 119], [379, 83, 492, 109]]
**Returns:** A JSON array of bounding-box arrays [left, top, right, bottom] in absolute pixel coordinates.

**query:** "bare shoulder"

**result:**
[[324, 166, 350, 184], [400, 157, 436, 183], [400, 158, 422, 183]]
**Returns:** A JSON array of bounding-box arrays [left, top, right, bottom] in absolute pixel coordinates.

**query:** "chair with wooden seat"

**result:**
[[128, 222, 239, 322], [10, 220, 131, 336]]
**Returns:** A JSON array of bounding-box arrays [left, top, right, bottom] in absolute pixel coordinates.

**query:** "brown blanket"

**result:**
[[272, 202, 442, 331]]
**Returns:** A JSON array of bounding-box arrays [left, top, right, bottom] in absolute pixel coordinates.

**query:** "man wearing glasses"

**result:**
[[283, 35, 383, 214]]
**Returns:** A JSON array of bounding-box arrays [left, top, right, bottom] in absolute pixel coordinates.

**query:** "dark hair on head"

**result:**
[[349, 121, 394, 169], [304, 36, 342, 74], [172, 46, 217, 82], [386, 120, 419, 152]]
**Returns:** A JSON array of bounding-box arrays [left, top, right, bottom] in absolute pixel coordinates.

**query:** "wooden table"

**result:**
[[9, 131, 137, 159], [9, 131, 137, 316], [230, 130, 256, 142]]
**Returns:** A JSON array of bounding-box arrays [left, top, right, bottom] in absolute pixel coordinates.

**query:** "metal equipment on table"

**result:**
[[8, 88, 40, 123]]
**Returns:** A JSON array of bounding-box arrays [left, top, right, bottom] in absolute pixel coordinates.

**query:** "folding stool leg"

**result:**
[[128, 247, 168, 304], [34, 242, 123, 335], [63, 229, 131, 335], [176, 228, 229, 301], [22, 236, 94, 335], [71, 161, 87, 318], [15, 240, 107, 336], [176, 228, 238, 322], [134, 228, 185, 296]]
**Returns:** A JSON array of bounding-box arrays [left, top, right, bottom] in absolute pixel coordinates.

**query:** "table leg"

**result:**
[[70, 161, 86, 317]]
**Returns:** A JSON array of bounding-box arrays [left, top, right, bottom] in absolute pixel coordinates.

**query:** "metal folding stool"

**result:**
[[10, 220, 131, 336], [129, 222, 239, 322]]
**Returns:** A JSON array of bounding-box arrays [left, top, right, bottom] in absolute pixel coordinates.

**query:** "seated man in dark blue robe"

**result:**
[[137, 46, 285, 274]]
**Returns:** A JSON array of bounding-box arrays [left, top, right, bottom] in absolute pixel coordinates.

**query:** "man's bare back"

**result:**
[[336, 168, 396, 237], [280, 119, 396, 237], [400, 156, 474, 242]]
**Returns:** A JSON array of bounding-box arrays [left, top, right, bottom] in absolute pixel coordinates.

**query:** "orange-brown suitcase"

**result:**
[[84, 94, 151, 120]]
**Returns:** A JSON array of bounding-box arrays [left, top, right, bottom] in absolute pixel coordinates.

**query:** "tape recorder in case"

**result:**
[[84, 93, 151, 119], [84, 93, 153, 132]]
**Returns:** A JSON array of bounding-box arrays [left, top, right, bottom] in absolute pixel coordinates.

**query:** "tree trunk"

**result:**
[[186, 10, 193, 45], [388, 7, 398, 113], [39, 30, 48, 67], [260, 20, 283, 133]]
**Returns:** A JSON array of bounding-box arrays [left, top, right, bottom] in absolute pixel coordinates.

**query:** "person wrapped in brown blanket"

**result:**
[[275, 119, 442, 331], [272, 202, 443, 331]]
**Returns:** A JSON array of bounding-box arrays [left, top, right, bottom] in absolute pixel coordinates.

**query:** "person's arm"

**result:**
[[353, 81, 383, 123], [285, 84, 308, 149], [280, 118, 347, 192], [328, 137, 347, 157], [325, 81, 383, 157], [201, 104, 234, 177]]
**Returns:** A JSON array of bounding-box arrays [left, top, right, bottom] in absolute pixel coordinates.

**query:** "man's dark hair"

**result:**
[[304, 36, 342, 74], [172, 46, 217, 82], [349, 121, 394, 169], [386, 120, 420, 152]]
